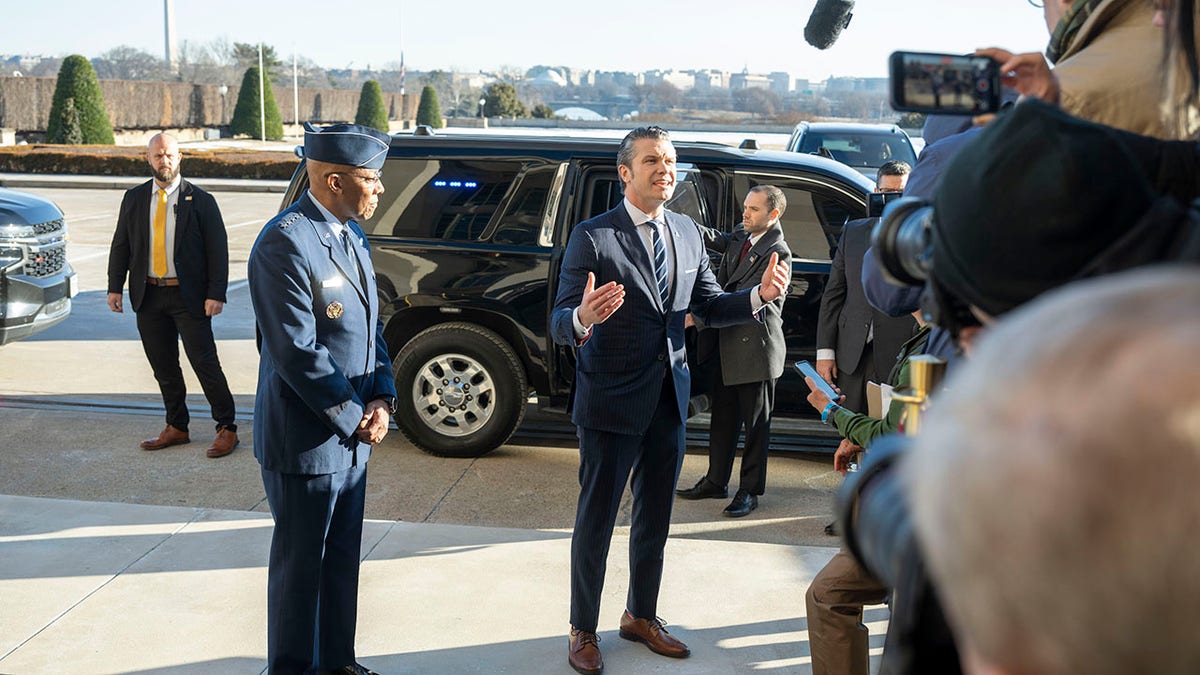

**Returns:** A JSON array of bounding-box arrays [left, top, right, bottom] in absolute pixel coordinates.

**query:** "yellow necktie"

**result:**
[[152, 188, 168, 278]]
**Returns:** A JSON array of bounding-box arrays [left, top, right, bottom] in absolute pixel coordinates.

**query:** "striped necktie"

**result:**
[[152, 188, 168, 278], [648, 220, 669, 306]]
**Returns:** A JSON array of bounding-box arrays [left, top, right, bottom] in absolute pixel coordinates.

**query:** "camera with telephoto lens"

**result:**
[[870, 197, 982, 340]]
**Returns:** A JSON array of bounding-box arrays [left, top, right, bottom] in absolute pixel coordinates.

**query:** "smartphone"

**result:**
[[795, 360, 840, 400], [889, 50, 1000, 116]]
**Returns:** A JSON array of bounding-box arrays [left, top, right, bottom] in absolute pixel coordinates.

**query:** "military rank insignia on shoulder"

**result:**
[[278, 211, 302, 230]]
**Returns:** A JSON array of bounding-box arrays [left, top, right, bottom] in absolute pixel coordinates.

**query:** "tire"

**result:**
[[392, 322, 527, 458]]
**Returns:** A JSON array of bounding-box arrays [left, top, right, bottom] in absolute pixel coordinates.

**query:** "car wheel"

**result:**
[[393, 322, 527, 458]]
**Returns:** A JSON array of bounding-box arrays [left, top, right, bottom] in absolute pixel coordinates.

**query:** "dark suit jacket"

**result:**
[[550, 204, 756, 436], [107, 179, 229, 318], [248, 193, 397, 475], [817, 218, 915, 375], [697, 224, 791, 385]]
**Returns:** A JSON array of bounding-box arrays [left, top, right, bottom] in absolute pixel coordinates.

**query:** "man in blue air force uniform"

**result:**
[[248, 123, 398, 675], [550, 126, 790, 675]]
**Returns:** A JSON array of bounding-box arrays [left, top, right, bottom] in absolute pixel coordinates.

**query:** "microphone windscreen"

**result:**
[[804, 0, 855, 50]]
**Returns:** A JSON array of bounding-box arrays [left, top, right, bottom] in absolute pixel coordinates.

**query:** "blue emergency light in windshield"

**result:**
[[432, 180, 479, 188]]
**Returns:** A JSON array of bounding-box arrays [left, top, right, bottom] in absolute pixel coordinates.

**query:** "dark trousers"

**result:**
[[805, 546, 888, 675], [570, 377, 684, 632], [135, 285, 235, 431], [705, 377, 775, 495], [837, 341, 878, 416], [261, 463, 367, 675]]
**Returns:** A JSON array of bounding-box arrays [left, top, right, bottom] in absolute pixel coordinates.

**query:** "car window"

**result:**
[[576, 164, 708, 226], [733, 172, 858, 261], [363, 158, 542, 240], [488, 164, 560, 247], [797, 132, 917, 171]]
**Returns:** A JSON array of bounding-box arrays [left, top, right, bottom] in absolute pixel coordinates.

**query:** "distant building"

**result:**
[[794, 78, 813, 95], [593, 70, 641, 89], [691, 69, 728, 90], [768, 71, 791, 96], [730, 68, 772, 91], [643, 69, 695, 90]]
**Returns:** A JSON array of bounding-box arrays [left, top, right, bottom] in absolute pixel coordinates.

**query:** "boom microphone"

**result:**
[[804, 0, 855, 50]]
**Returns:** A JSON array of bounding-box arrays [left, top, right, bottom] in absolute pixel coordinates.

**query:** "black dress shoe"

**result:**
[[676, 477, 728, 500], [315, 664, 379, 675], [722, 489, 758, 517]]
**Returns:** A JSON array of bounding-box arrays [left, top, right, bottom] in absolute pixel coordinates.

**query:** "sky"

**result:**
[[1, 1, 1050, 81]]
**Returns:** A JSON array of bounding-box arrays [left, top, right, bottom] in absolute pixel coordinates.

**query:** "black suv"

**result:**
[[0, 188, 78, 345], [281, 131, 873, 457]]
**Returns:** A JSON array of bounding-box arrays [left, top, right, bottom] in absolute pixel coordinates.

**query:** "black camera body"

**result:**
[[868, 190, 904, 218]]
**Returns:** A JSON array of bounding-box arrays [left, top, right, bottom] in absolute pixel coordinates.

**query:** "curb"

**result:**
[[0, 173, 289, 193]]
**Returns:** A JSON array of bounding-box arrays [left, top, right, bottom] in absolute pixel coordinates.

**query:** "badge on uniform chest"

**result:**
[[326, 301, 344, 319]]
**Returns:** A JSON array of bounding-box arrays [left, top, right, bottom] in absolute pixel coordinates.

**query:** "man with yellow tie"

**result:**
[[107, 132, 238, 458]]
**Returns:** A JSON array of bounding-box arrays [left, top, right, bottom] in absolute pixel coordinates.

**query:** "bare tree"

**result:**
[[92, 46, 166, 81]]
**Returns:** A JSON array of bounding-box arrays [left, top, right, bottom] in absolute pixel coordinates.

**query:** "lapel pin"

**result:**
[[184, 195, 192, 201], [326, 301, 344, 319]]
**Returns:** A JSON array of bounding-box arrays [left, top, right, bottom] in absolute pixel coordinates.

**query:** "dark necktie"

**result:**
[[648, 221, 670, 306], [342, 227, 367, 289], [738, 237, 752, 263]]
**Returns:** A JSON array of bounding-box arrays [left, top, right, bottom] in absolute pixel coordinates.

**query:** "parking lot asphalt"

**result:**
[[0, 178, 885, 674]]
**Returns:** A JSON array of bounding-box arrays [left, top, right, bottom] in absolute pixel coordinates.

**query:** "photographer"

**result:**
[[905, 268, 1200, 675], [837, 96, 1200, 674]]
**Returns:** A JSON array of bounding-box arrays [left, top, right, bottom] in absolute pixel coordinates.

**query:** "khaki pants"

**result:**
[[805, 546, 889, 675]]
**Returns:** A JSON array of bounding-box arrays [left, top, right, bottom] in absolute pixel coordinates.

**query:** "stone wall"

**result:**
[[0, 76, 414, 134]]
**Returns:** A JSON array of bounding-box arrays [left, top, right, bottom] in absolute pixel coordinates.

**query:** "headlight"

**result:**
[[0, 224, 37, 240]]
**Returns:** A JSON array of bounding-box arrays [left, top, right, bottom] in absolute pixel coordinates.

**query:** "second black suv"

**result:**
[[282, 131, 873, 457]]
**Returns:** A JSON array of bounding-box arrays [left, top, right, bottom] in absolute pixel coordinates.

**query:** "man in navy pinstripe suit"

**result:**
[[551, 126, 790, 674]]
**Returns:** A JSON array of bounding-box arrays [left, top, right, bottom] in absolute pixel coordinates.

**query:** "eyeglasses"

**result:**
[[1027, 0, 1043, 7], [330, 170, 384, 187]]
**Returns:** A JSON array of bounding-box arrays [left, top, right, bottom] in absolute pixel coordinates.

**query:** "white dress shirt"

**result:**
[[147, 175, 181, 279]]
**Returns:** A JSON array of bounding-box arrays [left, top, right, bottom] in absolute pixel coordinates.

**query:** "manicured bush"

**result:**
[[355, 80, 389, 132], [531, 104, 557, 119], [416, 85, 443, 128], [230, 66, 284, 141], [46, 55, 114, 145], [59, 98, 84, 145]]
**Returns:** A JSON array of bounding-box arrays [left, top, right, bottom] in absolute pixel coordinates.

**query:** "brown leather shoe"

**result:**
[[568, 626, 603, 674], [618, 611, 690, 658], [206, 428, 239, 458], [140, 424, 190, 451]]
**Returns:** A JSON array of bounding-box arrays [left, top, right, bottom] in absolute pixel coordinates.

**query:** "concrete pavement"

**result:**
[[0, 493, 887, 674]]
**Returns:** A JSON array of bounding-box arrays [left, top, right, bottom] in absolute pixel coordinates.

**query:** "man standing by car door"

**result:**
[[106, 132, 239, 458], [677, 185, 791, 518], [551, 126, 790, 675], [248, 123, 397, 675]]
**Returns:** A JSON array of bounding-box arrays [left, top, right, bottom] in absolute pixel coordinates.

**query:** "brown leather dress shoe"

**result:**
[[140, 424, 190, 451], [618, 611, 690, 658], [568, 626, 603, 674], [206, 428, 239, 458]]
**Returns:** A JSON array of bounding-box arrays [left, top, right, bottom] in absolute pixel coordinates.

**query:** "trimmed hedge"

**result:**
[[355, 80, 389, 132], [46, 55, 115, 145], [231, 66, 285, 140], [0, 145, 299, 180], [416, 85, 443, 128]]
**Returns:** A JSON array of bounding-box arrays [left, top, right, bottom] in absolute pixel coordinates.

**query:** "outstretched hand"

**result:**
[[758, 252, 790, 302], [578, 271, 624, 329], [976, 48, 1060, 105]]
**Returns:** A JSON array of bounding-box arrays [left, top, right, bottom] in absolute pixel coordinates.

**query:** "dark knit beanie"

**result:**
[[931, 100, 1154, 317]]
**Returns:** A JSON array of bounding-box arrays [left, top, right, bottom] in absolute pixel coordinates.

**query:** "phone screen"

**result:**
[[889, 51, 1000, 115], [795, 360, 839, 400]]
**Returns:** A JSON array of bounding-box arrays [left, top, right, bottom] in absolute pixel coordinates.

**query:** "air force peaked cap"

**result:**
[[302, 122, 390, 169]]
